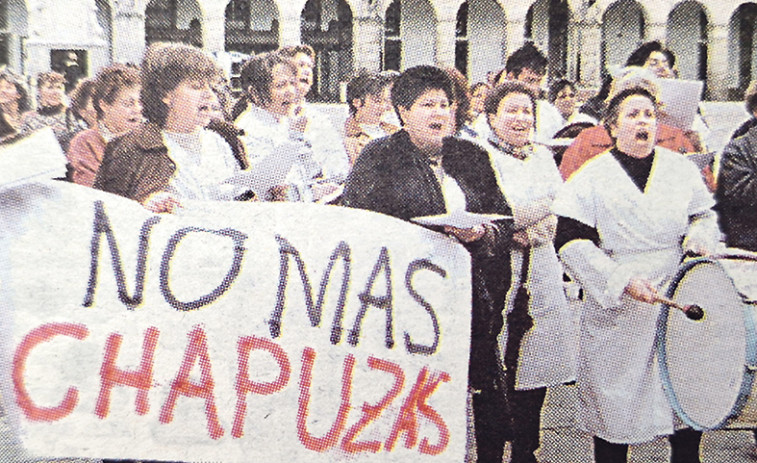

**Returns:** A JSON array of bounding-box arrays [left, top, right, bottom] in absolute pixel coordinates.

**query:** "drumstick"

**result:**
[[653, 294, 705, 321]]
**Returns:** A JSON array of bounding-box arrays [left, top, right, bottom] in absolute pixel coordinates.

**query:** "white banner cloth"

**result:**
[[0, 181, 472, 462]]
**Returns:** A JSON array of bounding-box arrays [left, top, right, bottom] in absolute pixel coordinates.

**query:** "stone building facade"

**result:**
[[0, 0, 755, 101]]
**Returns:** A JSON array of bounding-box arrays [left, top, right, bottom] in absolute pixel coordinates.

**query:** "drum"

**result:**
[[656, 255, 757, 431]]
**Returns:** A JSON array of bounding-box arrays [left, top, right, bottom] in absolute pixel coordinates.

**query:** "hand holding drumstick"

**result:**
[[624, 277, 705, 321]]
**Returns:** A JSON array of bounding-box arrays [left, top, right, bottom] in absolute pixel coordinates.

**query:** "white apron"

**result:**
[[486, 143, 577, 390], [552, 147, 719, 443]]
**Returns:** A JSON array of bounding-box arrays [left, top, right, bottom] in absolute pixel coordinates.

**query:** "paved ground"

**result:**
[[2, 385, 756, 462]]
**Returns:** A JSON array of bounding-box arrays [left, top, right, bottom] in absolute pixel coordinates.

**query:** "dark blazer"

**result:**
[[93, 122, 176, 203], [94, 122, 249, 203], [342, 130, 513, 388], [716, 125, 757, 252]]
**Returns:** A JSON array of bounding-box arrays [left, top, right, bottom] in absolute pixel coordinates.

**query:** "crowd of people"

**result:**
[[3, 36, 757, 463]]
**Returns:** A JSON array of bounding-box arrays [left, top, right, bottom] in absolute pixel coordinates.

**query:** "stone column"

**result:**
[[435, 15, 457, 69], [646, 22, 667, 43], [577, 19, 602, 88], [279, 14, 302, 46], [504, 18, 525, 58], [112, 10, 146, 65], [353, 15, 383, 72], [706, 23, 732, 101], [203, 13, 226, 53]]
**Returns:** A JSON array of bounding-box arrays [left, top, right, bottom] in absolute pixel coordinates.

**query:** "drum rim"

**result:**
[[655, 257, 757, 431]]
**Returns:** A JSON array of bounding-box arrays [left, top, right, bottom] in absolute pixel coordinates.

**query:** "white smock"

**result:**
[[162, 129, 241, 201], [551, 147, 720, 443], [486, 141, 577, 390]]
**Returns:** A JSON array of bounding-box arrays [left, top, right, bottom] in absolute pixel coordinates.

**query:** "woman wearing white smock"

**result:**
[[482, 82, 576, 463], [551, 87, 719, 463]]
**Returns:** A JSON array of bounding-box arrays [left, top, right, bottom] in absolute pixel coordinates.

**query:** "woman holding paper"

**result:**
[[552, 87, 719, 463], [482, 81, 575, 463], [94, 43, 244, 212], [342, 65, 514, 463], [233, 52, 338, 202]]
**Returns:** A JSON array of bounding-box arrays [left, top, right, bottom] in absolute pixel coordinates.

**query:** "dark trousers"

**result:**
[[508, 387, 548, 463], [471, 370, 510, 463], [593, 428, 702, 463]]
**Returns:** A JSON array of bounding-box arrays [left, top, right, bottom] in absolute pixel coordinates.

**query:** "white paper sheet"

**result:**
[[657, 78, 703, 131], [412, 209, 511, 229], [223, 147, 300, 198]]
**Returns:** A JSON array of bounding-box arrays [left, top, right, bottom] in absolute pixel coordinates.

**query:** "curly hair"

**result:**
[[92, 64, 140, 120]]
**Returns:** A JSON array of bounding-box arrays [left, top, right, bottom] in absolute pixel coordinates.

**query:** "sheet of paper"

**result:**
[[657, 78, 703, 131], [412, 209, 511, 229], [0, 128, 66, 189], [699, 101, 753, 154], [224, 147, 300, 198], [685, 151, 716, 170]]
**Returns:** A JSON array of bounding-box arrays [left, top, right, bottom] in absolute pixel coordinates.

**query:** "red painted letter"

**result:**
[[385, 367, 451, 454], [341, 356, 404, 453], [296, 347, 355, 452], [159, 326, 224, 440], [13, 323, 89, 422], [232, 335, 291, 438], [95, 326, 160, 419]]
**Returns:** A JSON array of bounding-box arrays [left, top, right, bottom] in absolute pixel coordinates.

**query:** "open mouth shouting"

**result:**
[[635, 129, 650, 141]]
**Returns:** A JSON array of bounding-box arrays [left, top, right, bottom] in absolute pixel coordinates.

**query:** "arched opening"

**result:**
[[383, 0, 436, 71], [95, 0, 113, 61], [455, 2, 468, 76], [525, 0, 570, 81], [383, 0, 400, 70], [667, 1, 708, 83], [465, 0, 505, 84], [0, 0, 27, 72], [300, 0, 353, 103], [728, 2, 757, 99], [601, 0, 645, 77], [145, 0, 203, 48], [224, 0, 279, 54]]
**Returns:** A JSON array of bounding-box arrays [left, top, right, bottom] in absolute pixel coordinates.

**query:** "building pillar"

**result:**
[[577, 19, 602, 88], [353, 15, 383, 72], [203, 13, 226, 53], [646, 22, 667, 43], [435, 15, 457, 69], [112, 10, 146, 65], [706, 23, 732, 101], [504, 18, 526, 58], [279, 14, 302, 46]]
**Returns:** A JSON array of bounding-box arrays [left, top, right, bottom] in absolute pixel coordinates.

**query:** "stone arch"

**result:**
[[728, 2, 757, 98], [300, 0, 353, 102], [525, 0, 570, 80], [667, 0, 708, 82], [601, 0, 646, 76], [145, 0, 203, 48], [382, 0, 436, 70], [224, 0, 279, 54], [465, 0, 506, 83], [0, 0, 28, 72]]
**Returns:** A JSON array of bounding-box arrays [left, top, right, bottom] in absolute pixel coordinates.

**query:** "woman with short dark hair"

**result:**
[[482, 81, 576, 463], [553, 87, 718, 463], [234, 52, 338, 202], [94, 43, 244, 212], [342, 65, 514, 463]]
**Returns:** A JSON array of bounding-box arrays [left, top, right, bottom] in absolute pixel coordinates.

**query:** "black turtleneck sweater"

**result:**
[[555, 148, 656, 252]]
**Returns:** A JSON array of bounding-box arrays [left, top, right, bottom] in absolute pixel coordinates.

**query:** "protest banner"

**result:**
[[0, 181, 472, 462]]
